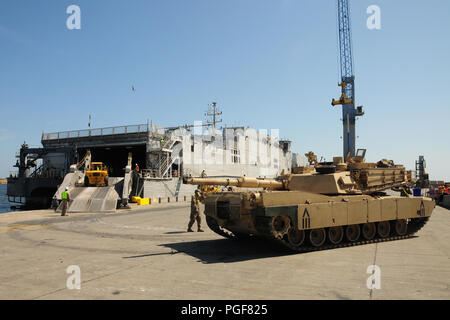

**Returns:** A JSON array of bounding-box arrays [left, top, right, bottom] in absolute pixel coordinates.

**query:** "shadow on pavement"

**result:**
[[159, 238, 295, 263]]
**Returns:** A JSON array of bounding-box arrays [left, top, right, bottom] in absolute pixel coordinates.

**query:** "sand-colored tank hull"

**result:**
[[203, 191, 434, 252], [186, 150, 434, 252]]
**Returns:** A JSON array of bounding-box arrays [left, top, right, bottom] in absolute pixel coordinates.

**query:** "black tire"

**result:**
[[362, 223, 377, 240], [288, 227, 306, 248], [104, 176, 109, 186], [84, 176, 89, 187], [309, 228, 326, 247], [395, 219, 408, 236], [346, 224, 361, 242], [377, 221, 391, 238], [328, 226, 344, 244]]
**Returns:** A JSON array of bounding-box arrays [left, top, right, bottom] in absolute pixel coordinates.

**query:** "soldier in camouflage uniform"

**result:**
[[187, 189, 204, 232]]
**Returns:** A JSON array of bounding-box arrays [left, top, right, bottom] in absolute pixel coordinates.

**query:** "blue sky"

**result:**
[[0, 0, 449, 180]]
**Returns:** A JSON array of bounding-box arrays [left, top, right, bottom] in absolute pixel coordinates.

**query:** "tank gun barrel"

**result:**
[[183, 176, 284, 189]]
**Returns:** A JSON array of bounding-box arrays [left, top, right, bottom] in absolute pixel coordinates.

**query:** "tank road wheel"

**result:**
[[346, 224, 361, 242], [287, 227, 305, 248], [395, 219, 408, 236], [328, 226, 344, 245], [271, 215, 291, 238], [309, 228, 326, 247], [377, 221, 391, 238], [362, 223, 376, 240]]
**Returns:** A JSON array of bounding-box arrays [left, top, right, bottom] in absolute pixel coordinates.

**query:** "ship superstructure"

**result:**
[[7, 117, 295, 210]]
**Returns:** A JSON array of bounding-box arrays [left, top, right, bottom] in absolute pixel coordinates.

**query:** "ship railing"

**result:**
[[7, 170, 63, 179], [141, 169, 156, 178], [42, 124, 149, 141], [141, 168, 172, 180], [31, 170, 65, 179]]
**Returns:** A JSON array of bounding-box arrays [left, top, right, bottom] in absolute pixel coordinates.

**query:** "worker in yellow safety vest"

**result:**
[[61, 187, 70, 216]]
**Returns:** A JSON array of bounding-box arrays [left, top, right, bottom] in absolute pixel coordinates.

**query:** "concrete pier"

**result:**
[[0, 204, 449, 299]]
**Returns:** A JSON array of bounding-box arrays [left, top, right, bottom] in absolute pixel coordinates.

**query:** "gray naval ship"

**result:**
[[7, 110, 300, 213]]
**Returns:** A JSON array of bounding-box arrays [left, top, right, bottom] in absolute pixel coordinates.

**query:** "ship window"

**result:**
[[232, 149, 240, 163]]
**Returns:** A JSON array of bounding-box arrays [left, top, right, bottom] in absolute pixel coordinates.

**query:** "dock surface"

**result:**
[[0, 204, 449, 299]]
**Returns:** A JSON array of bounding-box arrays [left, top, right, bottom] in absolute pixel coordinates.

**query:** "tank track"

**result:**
[[209, 216, 430, 253], [206, 216, 236, 239], [278, 217, 429, 253], [205, 216, 253, 240]]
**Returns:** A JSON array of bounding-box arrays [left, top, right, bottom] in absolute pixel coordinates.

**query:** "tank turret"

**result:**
[[184, 149, 413, 195]]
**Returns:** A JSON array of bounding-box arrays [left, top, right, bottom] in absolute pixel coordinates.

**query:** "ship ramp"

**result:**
[[61, 186, 120, 213], [55, 176, 127, 213], [54, 170, 84, 200], [54, 152, 134, 213]]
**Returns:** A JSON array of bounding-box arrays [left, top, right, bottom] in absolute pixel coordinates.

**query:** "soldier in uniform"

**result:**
[[187, 189, 204, 232], [61, 187, 70, 216]]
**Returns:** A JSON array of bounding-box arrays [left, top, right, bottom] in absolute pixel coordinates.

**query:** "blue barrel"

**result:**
[[413, 188, 422, 197]]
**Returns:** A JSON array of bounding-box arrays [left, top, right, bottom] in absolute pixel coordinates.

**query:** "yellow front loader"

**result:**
[[84, 162, 109, 187]]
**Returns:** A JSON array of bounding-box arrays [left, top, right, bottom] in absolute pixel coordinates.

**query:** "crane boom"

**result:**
[[332, 0, 364, 159]]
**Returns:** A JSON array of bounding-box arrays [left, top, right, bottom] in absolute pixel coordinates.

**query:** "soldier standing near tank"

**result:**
[[61, 187, 70, 216], [187, 189, 204, 232]]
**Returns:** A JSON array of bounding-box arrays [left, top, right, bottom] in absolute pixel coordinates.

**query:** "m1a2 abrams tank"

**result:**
[[183, 149, 434, 252]]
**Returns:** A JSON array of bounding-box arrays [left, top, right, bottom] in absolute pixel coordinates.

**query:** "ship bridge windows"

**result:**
[[231, 149, 240, 164]]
